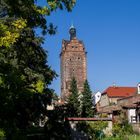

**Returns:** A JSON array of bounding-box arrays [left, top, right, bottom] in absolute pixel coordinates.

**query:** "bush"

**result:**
[[103, 136, 123, 140], [77, 121, 108, 140], [112, 120, 133, 138], [0, 129, 5, 140]]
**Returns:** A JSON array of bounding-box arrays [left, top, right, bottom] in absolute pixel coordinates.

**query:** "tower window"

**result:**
[[72, 46, 77, 48]]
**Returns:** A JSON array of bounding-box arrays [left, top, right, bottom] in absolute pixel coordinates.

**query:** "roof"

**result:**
[[98, 104, 121, 113], [102, 86, 137, 97], [62, 40, 70, 46]]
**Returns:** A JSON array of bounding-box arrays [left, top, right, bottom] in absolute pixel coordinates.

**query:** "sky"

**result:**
[[39, 0, 140, 95]]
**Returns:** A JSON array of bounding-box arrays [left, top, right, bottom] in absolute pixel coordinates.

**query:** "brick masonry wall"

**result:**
[[60, 38, 87, 100]]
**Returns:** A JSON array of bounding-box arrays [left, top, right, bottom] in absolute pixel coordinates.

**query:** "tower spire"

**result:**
[[70, 21, 74, 28]]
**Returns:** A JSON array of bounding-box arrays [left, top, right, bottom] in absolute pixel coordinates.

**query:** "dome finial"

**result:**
[[69, 22, 76, 40]]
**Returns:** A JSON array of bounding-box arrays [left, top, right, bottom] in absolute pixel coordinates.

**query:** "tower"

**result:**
[[60, 25, 87, 101]]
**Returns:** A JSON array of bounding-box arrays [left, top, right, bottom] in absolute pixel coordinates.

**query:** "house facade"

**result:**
[[98, 85, 140, 124], [99, 86, 137, 107]]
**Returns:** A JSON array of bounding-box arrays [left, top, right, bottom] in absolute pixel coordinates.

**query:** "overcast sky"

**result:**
[[39, 0, 140, 95]]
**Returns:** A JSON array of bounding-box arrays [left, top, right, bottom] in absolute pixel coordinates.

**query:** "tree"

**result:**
[[67, 77, 80, 117], [0, 0, 76, 138], [0, 18, 27, 47], [0, 0, 76, 48], [81, 80, 94, 117]]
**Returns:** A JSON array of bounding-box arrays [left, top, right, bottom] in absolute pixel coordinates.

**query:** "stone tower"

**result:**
[[60, 25, 87, 101]]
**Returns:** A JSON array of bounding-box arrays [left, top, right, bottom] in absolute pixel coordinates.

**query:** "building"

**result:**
[[93, 91, 102, 105], [99, 86, 137, 107], [98, 84, 140, 125], [60, 25, 87, 100]]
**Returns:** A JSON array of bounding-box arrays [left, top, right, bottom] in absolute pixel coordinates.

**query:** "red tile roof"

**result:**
[[102, 86, 137, 97]]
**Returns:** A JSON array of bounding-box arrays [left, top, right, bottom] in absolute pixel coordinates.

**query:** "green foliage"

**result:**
[[77, 121, 108, 140], [67, 77, 80, 117], [112, 121, 133, 138], [91, 121, 108, 133], [44, 100, 71, 139], [0, 129, 5, 140], [0, 0, 76, 37], [103, 135, 140, 140], [112, 111, 133, 138], [0, 19, 27, 47], [103, 136, 123, 140], [44, 119, 70, 140], [0, 0, 76, 139], [81, 80, 94, 117], [128, 135, 140, 140]]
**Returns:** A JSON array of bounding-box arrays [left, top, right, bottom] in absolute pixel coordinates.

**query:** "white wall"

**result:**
[[94, 91, 101, 105], [128, 109, 136, 123]]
